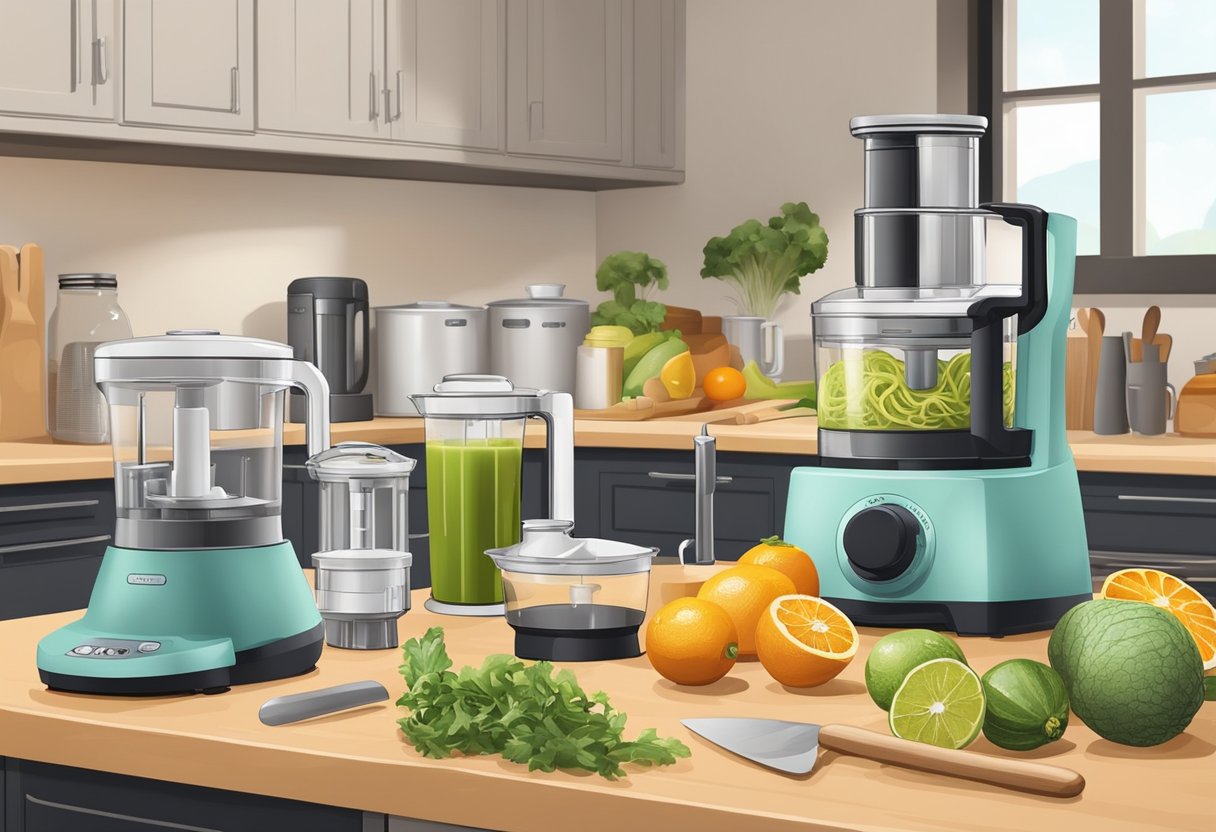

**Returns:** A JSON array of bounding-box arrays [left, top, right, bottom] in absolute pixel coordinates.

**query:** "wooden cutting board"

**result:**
[[0, 244, 47, 441], [1065, 336, 1089, 430], [574, 394, 710, 421]]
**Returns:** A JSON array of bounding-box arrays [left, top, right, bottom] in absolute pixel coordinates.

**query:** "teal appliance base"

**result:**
[[36, 542, 323, 696], [783, 459, 1093, 636]]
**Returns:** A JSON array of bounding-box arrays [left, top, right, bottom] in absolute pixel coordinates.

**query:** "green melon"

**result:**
[[981, 659, 1069, 751], [1048, 599, 1205, 747]]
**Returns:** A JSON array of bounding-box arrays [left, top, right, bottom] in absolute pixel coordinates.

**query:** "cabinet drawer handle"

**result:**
[[0, 534, 111, 556], [647, 472, 733, 484], [407, 532, 429, 541], [94, 36, 109, 84], [0, 499, 99, 514], [1116, 495, 1216, 505]]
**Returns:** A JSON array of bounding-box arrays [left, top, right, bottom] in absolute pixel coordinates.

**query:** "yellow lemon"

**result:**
[[660, 351, 695, 399]]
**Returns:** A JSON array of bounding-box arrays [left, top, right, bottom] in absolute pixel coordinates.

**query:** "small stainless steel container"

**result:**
[[312, 548, 412, 650]]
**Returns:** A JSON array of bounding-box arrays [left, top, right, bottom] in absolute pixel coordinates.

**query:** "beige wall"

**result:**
[[0, 155, 596, 343], [596, 0, 943, 379]]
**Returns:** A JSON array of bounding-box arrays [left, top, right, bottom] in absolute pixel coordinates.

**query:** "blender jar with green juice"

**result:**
[[412, 375, 575, 616]]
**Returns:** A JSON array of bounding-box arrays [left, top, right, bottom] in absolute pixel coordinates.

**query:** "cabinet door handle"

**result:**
[[230, 67, 240, 113], [391, 69, 403, 122], [0, 499, 99, 514], [529, 100, 543, 137], [369, 71, 380, 121], [647, 472, 733, 484], [0, 534, 111, 556], [1116, 494, 1216, 505], [93, 36, 109, 85]]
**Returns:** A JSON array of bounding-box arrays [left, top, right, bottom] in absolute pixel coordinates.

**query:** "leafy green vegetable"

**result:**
[[396, 627, 691, 779], [591, 251, 670, 334], [701, 202, 828, 319]]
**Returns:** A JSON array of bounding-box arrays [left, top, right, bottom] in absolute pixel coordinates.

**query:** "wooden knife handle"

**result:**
[[818, 724, 1085, 798]]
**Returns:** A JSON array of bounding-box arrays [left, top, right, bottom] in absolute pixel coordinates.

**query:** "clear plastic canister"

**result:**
[[306, 443, 416, 553], [47, 274, 133, 443]]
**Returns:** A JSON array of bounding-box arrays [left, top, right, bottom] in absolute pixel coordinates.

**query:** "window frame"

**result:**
[[978, 0, 1216, 293]]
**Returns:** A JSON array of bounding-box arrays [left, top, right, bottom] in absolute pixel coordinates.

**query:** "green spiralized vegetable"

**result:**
[[818, 351, 1014, 431]]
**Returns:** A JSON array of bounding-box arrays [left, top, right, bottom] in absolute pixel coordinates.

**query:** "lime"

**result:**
[[864, 629, 968, 711], [1048, 599, 1204, 747], [889, 658, 985, 749], [981, 659, 1070, 751]]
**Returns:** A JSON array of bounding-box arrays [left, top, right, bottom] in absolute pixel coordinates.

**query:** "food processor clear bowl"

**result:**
[[815, 328, 1017, 431], [485, 519, 657, 661]]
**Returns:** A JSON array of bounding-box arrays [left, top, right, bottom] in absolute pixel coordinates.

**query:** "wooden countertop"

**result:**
[[0, 566, 1209, 831], [2, 416, 1213, 485]]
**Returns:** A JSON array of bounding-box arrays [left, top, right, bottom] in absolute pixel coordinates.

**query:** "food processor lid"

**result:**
[[485, 519, 657, 575], [410, 374, 555, 417], [306, 441, 416, 481], [849, 114, 988, 136], [94, 330, 295, 361], [812, 283, 1023, 331], [374, 301, 486, 315], [312, 548, 413, 571]]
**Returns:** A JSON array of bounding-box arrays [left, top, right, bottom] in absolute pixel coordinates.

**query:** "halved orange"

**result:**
[[1101, 568, 1216, 669], [755, 595, 858, 687]]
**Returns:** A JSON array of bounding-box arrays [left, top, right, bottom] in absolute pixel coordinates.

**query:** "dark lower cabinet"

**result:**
[[573, 448, 818, 559], [1080, 471, 1216, 597], [0, 481, 114, 621], [2, 759, 369, 832]]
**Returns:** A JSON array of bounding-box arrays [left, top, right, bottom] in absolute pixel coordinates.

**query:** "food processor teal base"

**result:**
[[783, 459, 1093, 635], [37, 542, 323, 694]]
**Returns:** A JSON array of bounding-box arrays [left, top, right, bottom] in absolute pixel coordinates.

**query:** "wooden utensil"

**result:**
[[1082, 307, 1104, 430], [1130, 333, 1172, 363], [683, 718, 1084, 798], [1065, 320, 1089, 430], [0, 244, 47, 441], [1141, 305, 1161, 357]]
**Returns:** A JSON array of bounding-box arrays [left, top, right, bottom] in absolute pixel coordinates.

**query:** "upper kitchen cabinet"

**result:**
[[0, 0, 115, 120], [123, 0, 254, 131], [506, 0, 626, 162], [632, 0, 683, 169], [257, 0, 387, 140], [386, 0, 503, 149]]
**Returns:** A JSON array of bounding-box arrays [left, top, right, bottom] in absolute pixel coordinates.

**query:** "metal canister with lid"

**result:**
[[487, 284, 589, 393]]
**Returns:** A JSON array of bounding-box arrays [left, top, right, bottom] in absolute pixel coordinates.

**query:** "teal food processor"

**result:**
[[784, 115, 1092, 635], [36, 331, 330, 694]]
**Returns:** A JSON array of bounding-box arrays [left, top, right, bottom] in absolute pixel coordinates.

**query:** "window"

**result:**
[[980, 0, 1216, 292]]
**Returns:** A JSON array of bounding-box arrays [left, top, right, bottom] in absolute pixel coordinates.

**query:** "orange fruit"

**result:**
[[1100, 568, 1216, 669], [702, 366, 746, 402], [696, 564, 796, 657], [756, 595, 858, 687], [646, 598, 739, 686], [739, 537, 819, 596]]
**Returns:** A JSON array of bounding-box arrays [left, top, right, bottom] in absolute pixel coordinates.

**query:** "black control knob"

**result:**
[[843, 504, 921, 581]]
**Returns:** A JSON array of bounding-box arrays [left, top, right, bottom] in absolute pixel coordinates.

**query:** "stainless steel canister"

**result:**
[[487, 285, 589, 393], [373, 302, 487, 416]]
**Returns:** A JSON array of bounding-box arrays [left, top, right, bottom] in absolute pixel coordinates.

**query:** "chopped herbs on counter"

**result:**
[[396, 627, 691, 779]]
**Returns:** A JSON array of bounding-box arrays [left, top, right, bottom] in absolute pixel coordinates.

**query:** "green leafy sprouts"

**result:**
[[591, 251, 670, 335], [701, 201, 829, 319], [396, 627, 690, 780]]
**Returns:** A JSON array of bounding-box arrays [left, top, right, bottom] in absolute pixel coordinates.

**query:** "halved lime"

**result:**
[[888, 658, 986, 749]]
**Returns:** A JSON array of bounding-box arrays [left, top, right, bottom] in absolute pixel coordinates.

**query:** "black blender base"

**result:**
[[509, 604, 645, 661], [826, 594, 1093, 637], [514, 629, 642, 662], [40, 623, 325, 696]]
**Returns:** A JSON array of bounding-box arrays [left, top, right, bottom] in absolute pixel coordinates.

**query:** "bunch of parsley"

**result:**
[[396, 627, 690, 779]]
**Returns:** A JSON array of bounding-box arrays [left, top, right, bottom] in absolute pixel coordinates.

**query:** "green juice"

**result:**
[[426, 438, 522, 605]]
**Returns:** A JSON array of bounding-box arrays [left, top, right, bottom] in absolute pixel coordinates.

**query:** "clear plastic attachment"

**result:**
[[815, 325, 1017, 432], [307, 442, 415, 553]]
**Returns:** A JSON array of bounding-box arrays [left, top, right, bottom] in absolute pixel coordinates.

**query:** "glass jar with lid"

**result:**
[[47, 273, 133, 443]]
